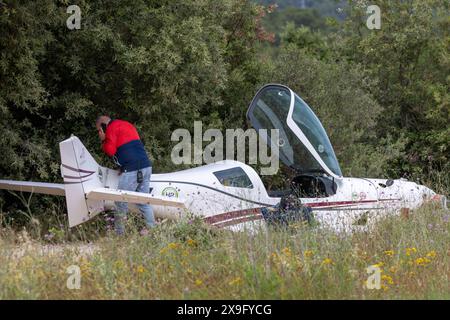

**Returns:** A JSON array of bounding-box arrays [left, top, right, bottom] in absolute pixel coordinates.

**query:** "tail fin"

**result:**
[[59, 136, 186, 227], [59, 136, 105, 227]]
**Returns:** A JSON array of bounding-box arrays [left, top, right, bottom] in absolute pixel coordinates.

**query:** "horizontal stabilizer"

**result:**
[[0, 180, 65, 196], [86, 188, 185, 208]]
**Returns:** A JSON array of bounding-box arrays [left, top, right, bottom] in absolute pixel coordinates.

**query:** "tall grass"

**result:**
[[0, 203, 449, 299]]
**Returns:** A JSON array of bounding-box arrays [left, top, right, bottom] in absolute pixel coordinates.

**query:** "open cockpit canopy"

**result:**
[[247, 84, 342, 178]]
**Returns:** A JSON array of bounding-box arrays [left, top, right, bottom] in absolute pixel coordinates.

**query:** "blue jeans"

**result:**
[[115, 166, 156, 234]]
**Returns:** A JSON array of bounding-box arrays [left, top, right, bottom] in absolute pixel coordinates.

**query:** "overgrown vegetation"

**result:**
[[1, 204, 449, 299]]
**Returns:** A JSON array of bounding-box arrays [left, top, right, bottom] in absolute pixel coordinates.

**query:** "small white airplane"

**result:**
[[0, 84, 447, 232]]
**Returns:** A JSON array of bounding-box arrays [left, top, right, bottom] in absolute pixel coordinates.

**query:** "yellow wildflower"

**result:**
[[187, 238, 197, 246], [384, 250, 394, 257], [374, 262, 384, 268], [282, 247, 292, 257], [270, 252, 277, 260], [136, 265, 146, 273], [382, 275, 394, 285], [415, 257, 431, 266], [228, 277, 243, 286], [322, 258, 334, 265], [406, 247, 417, 256], [304, 250, 314, 258], [195, 279, 203, 286], [426, 251, 437, 259], [168, 242, 179, 250], [381, 284, 389, 291]]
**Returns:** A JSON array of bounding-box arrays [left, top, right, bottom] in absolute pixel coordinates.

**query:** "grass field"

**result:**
[[0, 203, 449, 299]]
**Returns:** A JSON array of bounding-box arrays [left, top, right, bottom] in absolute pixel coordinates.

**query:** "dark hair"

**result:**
[[96, 115, 110, 124]]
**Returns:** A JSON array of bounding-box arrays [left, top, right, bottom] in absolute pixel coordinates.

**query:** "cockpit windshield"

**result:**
[[291, 95, 342, 176], [247, 84, 342, 177]]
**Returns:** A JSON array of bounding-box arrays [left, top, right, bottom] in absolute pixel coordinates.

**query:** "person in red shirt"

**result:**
[[96, 115, 155, 234]]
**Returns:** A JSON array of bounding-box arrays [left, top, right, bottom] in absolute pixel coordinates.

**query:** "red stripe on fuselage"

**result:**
[[203, 207, 262, 225], [304, 198, 401, 208], [203, 198, 402, 228]]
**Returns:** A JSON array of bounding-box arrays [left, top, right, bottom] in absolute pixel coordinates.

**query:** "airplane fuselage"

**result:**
[[97, 159, 438, 232]]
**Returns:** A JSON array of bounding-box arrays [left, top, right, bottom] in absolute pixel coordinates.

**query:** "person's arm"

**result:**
[[102, 125, 117, 157]]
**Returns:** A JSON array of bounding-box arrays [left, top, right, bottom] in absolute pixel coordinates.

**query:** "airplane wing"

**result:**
[[86, 187, 185, 208], [0, 180, 65, 196]]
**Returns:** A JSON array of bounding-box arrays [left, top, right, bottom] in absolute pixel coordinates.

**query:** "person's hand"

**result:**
[[98, 128, 106, 142]]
